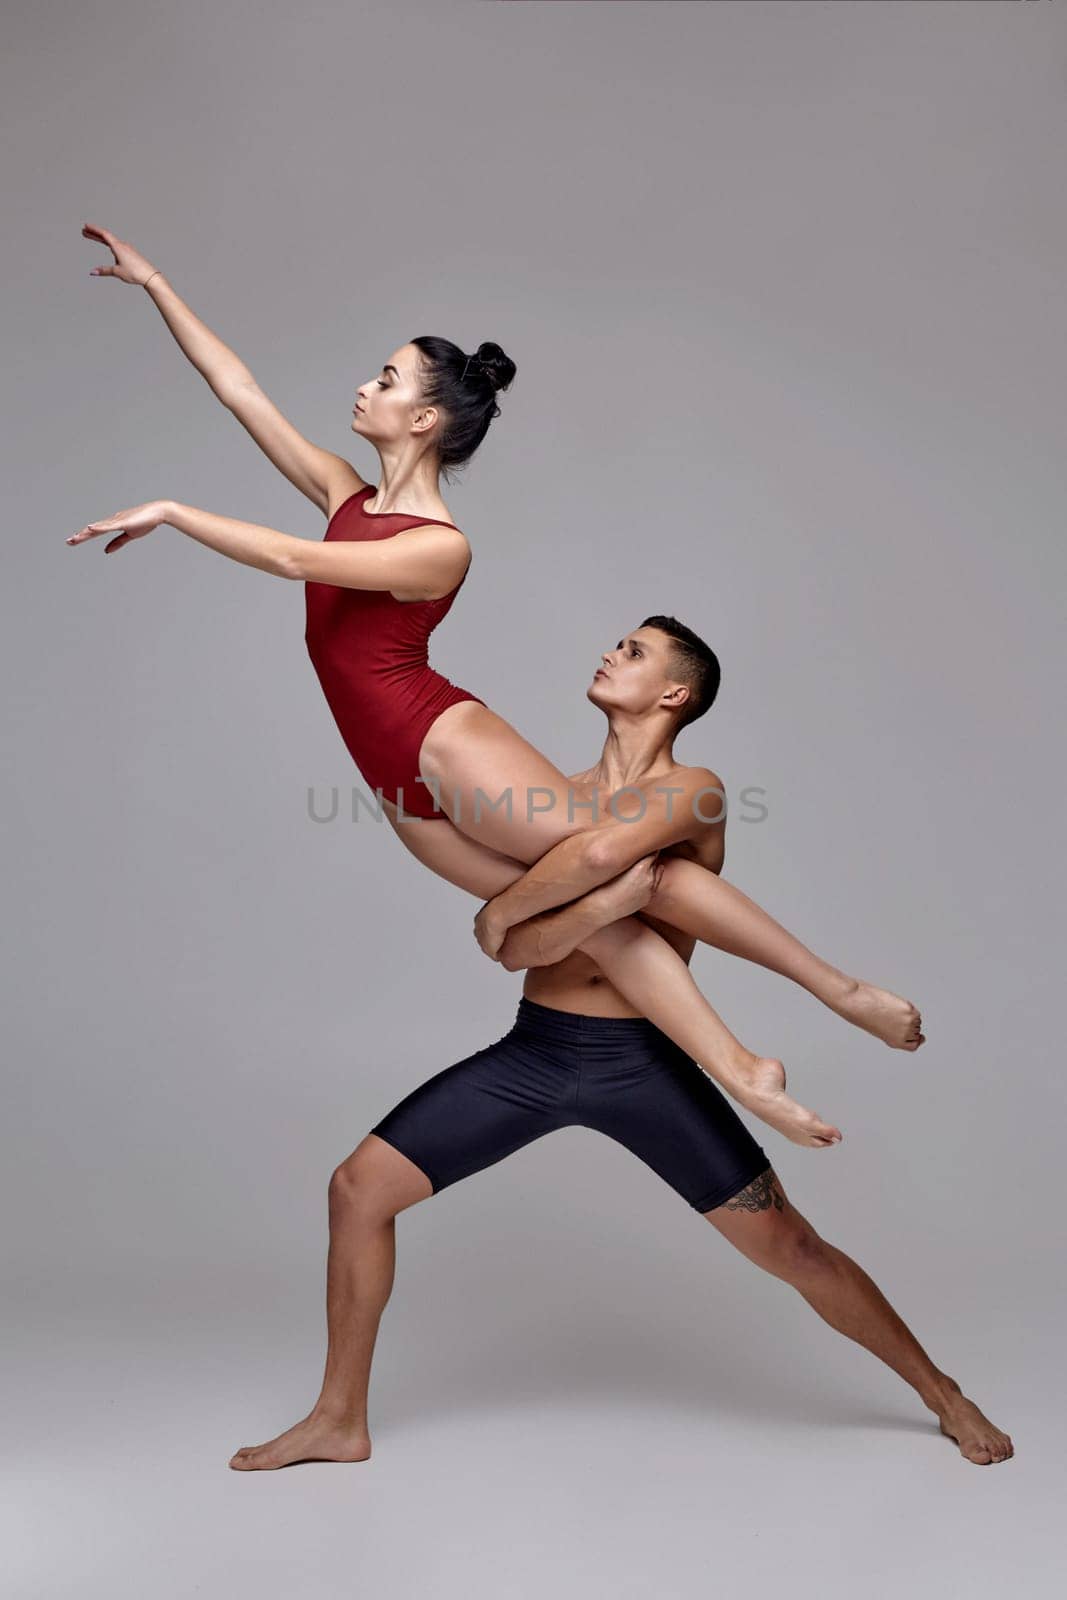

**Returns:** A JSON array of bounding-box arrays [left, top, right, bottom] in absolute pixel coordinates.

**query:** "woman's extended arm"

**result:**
[[82, 223, 358, 513], [68, 497, 469, 598], [143, 273, 254, 402], [84, 223, 255, 401], [165, 502, 469, 593], [66, 499, 292, 574], [164, 503, 295, 577]]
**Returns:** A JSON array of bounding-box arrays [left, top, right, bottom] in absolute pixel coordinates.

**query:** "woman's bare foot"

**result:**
[[721, 1053, 843, 1149], [830, 978, 925, 1051], [933, 1382, 1014, 1465], [229, 1409, 371, 1471], [582, 865, 843, 1148]]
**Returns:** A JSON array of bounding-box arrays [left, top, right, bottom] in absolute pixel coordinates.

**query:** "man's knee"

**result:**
[[752, 1217, 829, 1282], [329, 1158, 378, 1215], [716, 1183, 829, 1280], [330, 1135, 433, 1220], [329, 1150, 399, 1222]]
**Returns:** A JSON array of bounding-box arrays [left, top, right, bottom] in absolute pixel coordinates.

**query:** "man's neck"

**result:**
[[586, 717, 679, 790]]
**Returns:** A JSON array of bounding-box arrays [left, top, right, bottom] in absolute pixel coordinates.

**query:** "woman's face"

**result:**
[[351, 344, 435, 447]]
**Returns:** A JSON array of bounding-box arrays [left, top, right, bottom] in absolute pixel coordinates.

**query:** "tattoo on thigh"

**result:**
[[723, 1168, 784, 1213]]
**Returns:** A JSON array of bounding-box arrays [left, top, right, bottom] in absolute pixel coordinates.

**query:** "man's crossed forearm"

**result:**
[[496, 857, 663, 972], [480, 768, 721, 945]]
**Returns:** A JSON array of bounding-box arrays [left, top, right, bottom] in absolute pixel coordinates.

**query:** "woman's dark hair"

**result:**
[[640, 614, 722, 729], [410, 336, 517, 479]]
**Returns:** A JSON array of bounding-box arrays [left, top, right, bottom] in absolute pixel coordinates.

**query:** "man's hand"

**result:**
[[473, 899, 509, 961], [590, 852, 665, 920]]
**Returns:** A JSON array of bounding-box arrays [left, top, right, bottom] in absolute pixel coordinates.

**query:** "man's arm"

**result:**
[[497, 816, 726, 972], [475, 768, 725, 950], [496, 856, 665, 971], [497, 894, 617, 972]]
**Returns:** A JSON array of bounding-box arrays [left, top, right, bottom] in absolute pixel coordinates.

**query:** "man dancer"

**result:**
[[229, 623, 1012, 1472]]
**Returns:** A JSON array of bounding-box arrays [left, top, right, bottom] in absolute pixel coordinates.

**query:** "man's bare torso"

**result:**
[[522, 761, 725, 1017]]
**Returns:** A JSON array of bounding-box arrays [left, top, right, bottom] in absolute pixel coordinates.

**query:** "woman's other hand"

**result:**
[[82, 222, 160, 288], [66, 500, 172, 554]]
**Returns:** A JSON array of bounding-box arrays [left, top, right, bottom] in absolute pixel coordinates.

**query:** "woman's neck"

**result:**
[[368, 446, 446, 517]]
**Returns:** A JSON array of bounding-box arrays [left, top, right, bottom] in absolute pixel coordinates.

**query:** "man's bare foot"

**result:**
[[831, 978, 925, 1051], [932, 1381, 1013, 1465], [228, 1410, 371, 1471], [719, 1052, 843, 1149]]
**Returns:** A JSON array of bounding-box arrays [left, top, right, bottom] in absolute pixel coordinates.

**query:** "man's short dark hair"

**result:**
[[640, 615, 721, 729]]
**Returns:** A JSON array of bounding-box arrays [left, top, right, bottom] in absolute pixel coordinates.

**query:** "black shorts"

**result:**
[[370, 996, 771, 1215]]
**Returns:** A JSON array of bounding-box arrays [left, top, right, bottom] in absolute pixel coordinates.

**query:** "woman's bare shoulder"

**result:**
[[324, 463, 371, 519]]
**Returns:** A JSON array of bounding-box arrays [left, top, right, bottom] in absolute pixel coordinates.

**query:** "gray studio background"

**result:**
[[4, 2, 1064, 1596]]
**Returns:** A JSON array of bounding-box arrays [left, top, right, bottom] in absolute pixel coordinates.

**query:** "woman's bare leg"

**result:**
[[574, 917, 842, 1146], [381, 801, 843, 1149], [229, 1134, 431, 1470], [650, 859, 923, 1049], [501, 856, 923, 1051], [414, 705, 920, 1053]]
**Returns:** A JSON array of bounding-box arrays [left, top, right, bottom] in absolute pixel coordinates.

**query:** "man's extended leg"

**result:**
[[563, 1008, 1012, 1467], [706, 1169, 1014, 1466]]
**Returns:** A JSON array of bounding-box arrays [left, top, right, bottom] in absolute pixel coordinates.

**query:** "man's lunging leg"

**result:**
[[229, 1135, 431, 1471], [709, 1169, 1014, 1466], [229, 1009, 580, 1471]]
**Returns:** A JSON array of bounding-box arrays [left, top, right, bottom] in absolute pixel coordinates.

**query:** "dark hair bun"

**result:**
[[473, 341, 516, 395], [409, 333, 517, 476]]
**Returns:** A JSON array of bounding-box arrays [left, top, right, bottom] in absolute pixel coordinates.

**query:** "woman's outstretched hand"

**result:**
[[66, 501, 172, 554], [82, 222, 160, 288]]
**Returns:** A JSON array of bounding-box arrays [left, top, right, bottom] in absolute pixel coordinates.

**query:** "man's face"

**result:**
[[587, 626, 689, 721]]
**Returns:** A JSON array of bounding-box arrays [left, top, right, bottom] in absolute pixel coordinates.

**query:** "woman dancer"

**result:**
[[69, 225, 923, 1148]]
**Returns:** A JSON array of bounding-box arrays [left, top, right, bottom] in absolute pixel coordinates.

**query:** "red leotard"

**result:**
[[304, 485, 485, 818]]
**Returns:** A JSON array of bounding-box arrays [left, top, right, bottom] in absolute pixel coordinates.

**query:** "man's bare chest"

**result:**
[[565, 769, 722, 874]]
